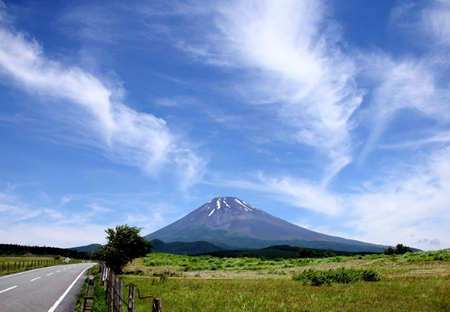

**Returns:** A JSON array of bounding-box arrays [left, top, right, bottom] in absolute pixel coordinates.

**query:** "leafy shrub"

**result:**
[[292, 267, 380, 286]]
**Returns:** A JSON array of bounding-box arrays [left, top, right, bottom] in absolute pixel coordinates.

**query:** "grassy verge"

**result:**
[[74, 265, 109, 312]]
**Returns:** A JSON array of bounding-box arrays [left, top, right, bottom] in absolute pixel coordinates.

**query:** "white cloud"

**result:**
[[0, 223, 107, 247], [225, 172, 342, 216], [358, 52, 450, 161], [0, 187, 166, 247], [344, 146, 450, 248], [172, 0, 364, 184], [0, 24, 204, 187], [422, 1, 450, 46], [0, 191, 43, 225], [154, 96, 199, 107], [372, 58, 448, 120], [0, 189, 106, 247], [232, 146, 450, 250]]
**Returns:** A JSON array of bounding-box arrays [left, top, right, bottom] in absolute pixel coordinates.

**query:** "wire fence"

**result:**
[[98, 261, 162, 312]]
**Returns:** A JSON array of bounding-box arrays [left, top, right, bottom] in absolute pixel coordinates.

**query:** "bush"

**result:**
[[292, 267, 380, 286]]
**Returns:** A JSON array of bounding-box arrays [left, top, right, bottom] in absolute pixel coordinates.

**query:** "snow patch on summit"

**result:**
[[234, 198, 253, 212], [208, 209, 215, 217]]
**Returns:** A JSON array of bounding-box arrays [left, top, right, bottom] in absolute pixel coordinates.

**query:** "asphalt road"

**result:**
[[0, 262, 95, 312]]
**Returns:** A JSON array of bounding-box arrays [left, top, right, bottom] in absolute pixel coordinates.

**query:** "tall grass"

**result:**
[[292, 267, 380, 286], [122, 274, 450, 311], [121, 249, 450, 311]]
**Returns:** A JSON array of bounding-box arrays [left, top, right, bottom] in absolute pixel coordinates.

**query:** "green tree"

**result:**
[[297, 248, 317, 258], [395, 243, 412, 254], [323, 250, 336, 258], [384, 246, 396, 255], [98, 224, 153, 274]]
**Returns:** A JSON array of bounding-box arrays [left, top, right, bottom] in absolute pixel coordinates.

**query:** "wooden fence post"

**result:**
[[114, 275, 118, 312], [128, 284, 135, 312], [108, 271, 114, 311], [153, 298, 162, 312], [115, 275, 123, 312]]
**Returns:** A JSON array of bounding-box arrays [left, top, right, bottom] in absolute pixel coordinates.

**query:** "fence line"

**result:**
[[98, 261, 162, 312], [0, 260, 59, 273]]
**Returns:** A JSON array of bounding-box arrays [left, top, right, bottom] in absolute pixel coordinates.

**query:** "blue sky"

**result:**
[[1, 0, 449, 250]]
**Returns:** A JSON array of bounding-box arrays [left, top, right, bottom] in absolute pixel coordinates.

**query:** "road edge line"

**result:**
[[48, 265, 93, 312]]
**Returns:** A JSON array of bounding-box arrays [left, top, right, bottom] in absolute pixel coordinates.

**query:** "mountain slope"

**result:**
[[69, 243, 101, 254], [145, 197, 385, 252]]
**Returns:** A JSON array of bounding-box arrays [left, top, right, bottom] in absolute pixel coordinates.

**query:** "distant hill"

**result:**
[[146, 197, 386, 253], [69, 243, 101, 254], [151, 239, 223, 255]]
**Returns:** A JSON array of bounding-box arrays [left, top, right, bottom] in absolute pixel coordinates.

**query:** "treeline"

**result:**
[[0, 244, 90, 259], [152, 239, 223, 255], [384, 244, 413, 255], [195, 245, 378, 259]]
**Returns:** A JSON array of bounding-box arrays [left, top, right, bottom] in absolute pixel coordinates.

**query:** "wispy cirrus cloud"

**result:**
[[356, 1, 450, 162], [0, 184, 176, 246], [223, 172, 342, 216], [164, 0, 364, 184], [0, 22, 204, 188], [140, 1, 450, 251], [344, 146, 450, 249], [358, 55, 450, 160], [225, 145, 450, 249], [421, 1, 450, 47]]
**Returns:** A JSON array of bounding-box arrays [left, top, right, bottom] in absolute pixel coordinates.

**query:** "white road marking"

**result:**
[[48, 266, 92, 312], [0, 286, 17, 294], [30, 277, 41, 282], [0, 269, 38, 280], [47, 273, 53, 276], [56, 270, 61, 273]]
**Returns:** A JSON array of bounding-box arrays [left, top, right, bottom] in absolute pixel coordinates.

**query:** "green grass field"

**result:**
[[0, 256, 76, 276], [0, 256, 56, 263], [117, 249, 450, 311]]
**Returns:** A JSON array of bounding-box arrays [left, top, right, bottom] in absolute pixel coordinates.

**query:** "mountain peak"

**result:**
[[203, 197, 259, 216], [145, 197, 385, 252]]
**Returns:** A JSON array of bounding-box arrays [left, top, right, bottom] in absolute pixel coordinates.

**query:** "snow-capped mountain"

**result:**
[[145, 197, 384, 252]]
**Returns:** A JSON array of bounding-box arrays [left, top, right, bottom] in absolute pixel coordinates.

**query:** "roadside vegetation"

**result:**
[[75, 266, 109, 312], [118, 248, 450, 311]]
